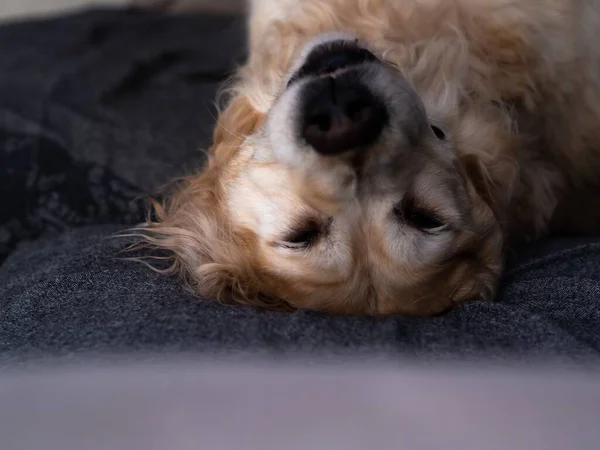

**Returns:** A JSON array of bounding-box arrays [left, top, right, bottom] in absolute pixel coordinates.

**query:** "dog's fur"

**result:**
[[130, 0, 600, 316]]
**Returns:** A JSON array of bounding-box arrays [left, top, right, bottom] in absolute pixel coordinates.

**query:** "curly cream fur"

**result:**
[[127, 0, 600, 316]]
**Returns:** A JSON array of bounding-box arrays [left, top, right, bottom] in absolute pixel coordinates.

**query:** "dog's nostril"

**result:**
[[301, 77, 388, 156], [322, 63, 337, 74], [309, 113, 332, 132], [345, 100, 371, 121]]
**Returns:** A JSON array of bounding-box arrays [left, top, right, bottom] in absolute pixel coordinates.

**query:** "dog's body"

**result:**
[[134, 0, 600, 316]]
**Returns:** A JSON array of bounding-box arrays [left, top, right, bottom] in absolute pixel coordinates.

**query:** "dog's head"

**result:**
[[139, 0, 524, 316]]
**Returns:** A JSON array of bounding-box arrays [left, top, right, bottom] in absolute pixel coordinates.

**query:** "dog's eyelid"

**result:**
[[394, 196, 453, 233], [276, 217, 333, 250]]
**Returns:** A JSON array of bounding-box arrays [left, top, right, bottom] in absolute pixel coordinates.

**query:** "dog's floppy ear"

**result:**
[[459, 153, 517, 230], [211, 94, 264, 163], [125, 177, 293, 311], [460, 154, 505, 217]]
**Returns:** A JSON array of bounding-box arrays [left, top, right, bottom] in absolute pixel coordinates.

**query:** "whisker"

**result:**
[[206, 105, 245, 141]]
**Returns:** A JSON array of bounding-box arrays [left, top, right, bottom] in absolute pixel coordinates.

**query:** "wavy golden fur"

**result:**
[[128, 0, 600, 316]]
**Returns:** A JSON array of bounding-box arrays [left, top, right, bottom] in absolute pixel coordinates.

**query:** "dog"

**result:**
[[130, 0, 600, 316]]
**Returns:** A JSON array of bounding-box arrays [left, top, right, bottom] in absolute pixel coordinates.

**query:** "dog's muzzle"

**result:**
[[288, 40, 378, 86], [290, 40, 389, 156]]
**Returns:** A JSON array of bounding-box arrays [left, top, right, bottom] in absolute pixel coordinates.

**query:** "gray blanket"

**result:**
[[1, 9, 600, 363]]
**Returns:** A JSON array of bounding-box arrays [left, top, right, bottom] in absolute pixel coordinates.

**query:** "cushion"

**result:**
[[1, 8, 599, 363]]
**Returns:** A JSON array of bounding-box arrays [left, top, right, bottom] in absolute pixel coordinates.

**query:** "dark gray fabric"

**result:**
[[0, 8, 246, 262], [1, 9, 600, 363], [1, 225, 600, 363]]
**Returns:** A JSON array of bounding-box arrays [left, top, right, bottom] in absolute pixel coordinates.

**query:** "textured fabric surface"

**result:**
[[1, 9, 600, 363], [0, 8, 246, 263], [2, 226, 600, 363]]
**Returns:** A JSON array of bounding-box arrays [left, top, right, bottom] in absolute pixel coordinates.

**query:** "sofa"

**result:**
[[1, 7, 600, 364]]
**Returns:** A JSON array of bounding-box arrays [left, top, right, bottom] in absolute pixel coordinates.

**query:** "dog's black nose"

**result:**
[[289, 42, 378, 85], [301, 76, 388, 155]]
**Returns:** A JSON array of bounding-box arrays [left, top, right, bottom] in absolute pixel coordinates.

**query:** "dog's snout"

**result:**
[[301, 76, 388, 156], [290, 41, 378, 85]]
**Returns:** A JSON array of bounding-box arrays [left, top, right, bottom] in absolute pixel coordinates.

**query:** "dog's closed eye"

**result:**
[[394, 197, 447, 232], [279, 218, 332, 249]]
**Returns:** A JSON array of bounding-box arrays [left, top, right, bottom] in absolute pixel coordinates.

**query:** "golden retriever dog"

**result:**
[[130, 0, 600, 316]]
